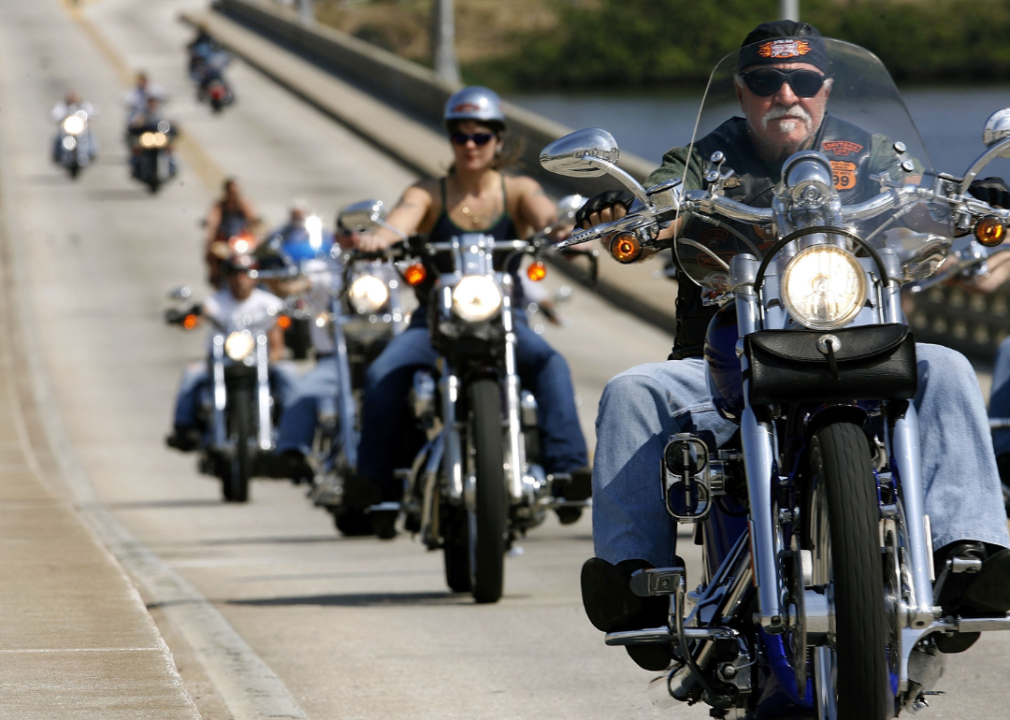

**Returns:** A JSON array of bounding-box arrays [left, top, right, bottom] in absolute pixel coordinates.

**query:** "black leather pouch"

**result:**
[[744, 324, 917, 406]]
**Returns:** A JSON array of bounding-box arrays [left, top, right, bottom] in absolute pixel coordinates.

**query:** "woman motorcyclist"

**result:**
[[575, 20, 1010, 665], [205, 177, 259, 286], [348, 86, 591, 537]]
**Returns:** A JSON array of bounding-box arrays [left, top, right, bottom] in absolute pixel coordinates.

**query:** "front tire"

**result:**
[[467, 378, 506, 604], [807, 422, 889, 719], [223, 389, 252, 503]]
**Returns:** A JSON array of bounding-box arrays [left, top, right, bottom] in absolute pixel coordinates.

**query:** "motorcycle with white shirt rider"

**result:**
[[51, 91, 97, 179], [165, 253, 297, 502], [548, 20, 1010, 720]]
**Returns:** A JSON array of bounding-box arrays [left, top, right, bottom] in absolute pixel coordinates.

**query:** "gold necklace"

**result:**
[[459, 204, 487, 227]]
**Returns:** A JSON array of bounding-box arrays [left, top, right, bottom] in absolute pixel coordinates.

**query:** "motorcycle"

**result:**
[[128, 120, 177, 193], [165, 287, 285, 502], [194, 50, 234, 114], [56, 110, 92, 179], [332, 199, 591, 602], [541, 38, 1010, 718]]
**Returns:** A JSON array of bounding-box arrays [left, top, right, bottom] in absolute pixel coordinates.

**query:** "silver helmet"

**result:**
[[443, 86, 506, 126]]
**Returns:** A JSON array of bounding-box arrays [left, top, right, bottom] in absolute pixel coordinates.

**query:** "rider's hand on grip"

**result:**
[[969, 177, 1010, 210], [575, 190, 634, 230]]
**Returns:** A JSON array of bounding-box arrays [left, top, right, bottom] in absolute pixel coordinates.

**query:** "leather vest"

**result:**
[[671, 114, 874, 357]]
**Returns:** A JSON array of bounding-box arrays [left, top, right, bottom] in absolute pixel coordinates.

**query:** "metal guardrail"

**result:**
[[907, 286, 1010, 360]]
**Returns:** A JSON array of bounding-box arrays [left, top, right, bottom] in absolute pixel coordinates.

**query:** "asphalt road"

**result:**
[[0, 1, 1007, 719]]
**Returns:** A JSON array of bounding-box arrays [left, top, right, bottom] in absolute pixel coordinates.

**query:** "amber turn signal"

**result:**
[[975, 216, 1006, 247], [526, 261, 547, 282], [404, 262, 427, 286], [277, 315, 293, 330], [609, 231, 643, 264], [183, 314, 199, 330]]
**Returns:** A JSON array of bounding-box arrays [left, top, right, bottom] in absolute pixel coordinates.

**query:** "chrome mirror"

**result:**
[[983, 109, 1010, 159], [555, 194, 587, 223], [540, 128, 620, 178], [168, 285, 192, 301], [337, 199, 386, 234]]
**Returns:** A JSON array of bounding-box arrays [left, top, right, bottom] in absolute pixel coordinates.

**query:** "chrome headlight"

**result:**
[[62, 114, 85, 135], [224, 331, 256, 361], [782, 245, 867, 331], [451, 276, 502, 323], [348, 275, 389, 314]]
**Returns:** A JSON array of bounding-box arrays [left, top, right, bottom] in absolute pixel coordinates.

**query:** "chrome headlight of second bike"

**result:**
[[781, 245, 867, 331], [451, 275, 502, 323], [224, 331, 256, 361], [62, 113, 86, 136], [139, 131, 169, 149], [348, 274, 389, 314]]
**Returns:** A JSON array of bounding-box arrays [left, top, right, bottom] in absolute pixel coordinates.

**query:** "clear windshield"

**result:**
[[675, 38, 942, 293]]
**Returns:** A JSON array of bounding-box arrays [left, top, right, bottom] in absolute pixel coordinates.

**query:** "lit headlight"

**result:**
[[782, 245, 867, 330], [140, 132, 168, 149], [348, 275, 389, 314], [224, 331, 256, 360], [451, 276, 502, 323], [62, 115, 86, 135]]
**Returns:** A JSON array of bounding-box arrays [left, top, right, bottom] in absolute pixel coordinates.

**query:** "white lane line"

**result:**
[[0, 647, 163, 654]]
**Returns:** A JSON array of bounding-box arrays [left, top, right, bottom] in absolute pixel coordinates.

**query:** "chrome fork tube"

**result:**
[[890, 402, 937, 628], [211, 335, 227, 447], [501, 286, 525, 503], [731, 253, 784, 632], [256, 333, 272, 450], [441, 372, 463, 501], [332, 298, 358, 469]]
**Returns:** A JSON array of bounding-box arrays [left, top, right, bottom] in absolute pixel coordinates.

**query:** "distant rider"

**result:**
[[576, 20, 1010, 667], [166, 254, 297, 451], [349, 86, 592, 537], [205, 178, 259, 287], [50, 91, 97, 163]]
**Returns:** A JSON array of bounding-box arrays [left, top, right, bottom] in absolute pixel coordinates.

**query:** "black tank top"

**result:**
[[414, 175, 523, 306]]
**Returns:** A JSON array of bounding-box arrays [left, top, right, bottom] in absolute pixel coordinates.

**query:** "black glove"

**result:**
[[969, 177, 1010, 209], [574, 189, 633, 229]]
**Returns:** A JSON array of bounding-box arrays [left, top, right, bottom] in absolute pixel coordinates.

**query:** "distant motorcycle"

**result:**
[[128, 120, 177, 193], [165, 288, 285, 502], [192, 45, 234, 114], [55, 110, 93, 179]]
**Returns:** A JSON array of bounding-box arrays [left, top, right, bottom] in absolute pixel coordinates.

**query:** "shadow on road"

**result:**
[[228, 591, 484, 608], [107, 497, 222, 510]]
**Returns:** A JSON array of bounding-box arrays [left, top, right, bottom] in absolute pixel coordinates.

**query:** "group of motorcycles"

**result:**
[[52, 31, 234, 190], [148, 21, 1010, 719]]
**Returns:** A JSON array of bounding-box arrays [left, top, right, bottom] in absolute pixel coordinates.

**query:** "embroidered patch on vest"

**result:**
[[757, 39, 812, 59], [831, 161, 857, 191], [822, 140, 864, 157]]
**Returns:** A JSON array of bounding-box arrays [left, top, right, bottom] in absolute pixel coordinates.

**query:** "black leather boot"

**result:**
[[933, 541, 1010, 653], [581, 557, 676, 670]]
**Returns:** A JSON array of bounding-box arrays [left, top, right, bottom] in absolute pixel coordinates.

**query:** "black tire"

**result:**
[[69, 162, 80, 179], [333, 507, 372, 536], [443, 507, 472, 593], [223, 389, 252, 503], [147, 177, 160, 194], [468, 378, 507, 604], [807, 422, 889, 719]]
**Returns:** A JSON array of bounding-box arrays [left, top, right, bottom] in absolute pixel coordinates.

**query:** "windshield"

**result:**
[[674, 38, 942, 294]]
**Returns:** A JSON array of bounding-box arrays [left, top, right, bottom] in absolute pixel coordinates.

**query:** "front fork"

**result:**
[[501, 288, 526, 504], [255, 334, 272, 451], [332, 298, 358, 470], [211, 335, 228, 448]]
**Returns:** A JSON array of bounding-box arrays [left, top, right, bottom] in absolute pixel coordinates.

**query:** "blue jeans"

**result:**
[[275, 356, 339, 455], [358, 314, 589, 500], [593, 343, 1010, 567], [172, 361, 298, 430], [989, 335, 1010, 457]]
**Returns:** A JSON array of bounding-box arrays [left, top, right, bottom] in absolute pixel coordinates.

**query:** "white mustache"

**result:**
[[761, 104, 812, 132]]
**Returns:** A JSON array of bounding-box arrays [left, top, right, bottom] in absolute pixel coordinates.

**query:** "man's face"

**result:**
[[736, 62, 830, 154], [228, 269, 255, 300], [289, 209, 305, 226]]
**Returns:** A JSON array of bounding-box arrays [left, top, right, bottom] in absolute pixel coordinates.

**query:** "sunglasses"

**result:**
[[741, 68, 825, 98], [450, 132, 496, 146]]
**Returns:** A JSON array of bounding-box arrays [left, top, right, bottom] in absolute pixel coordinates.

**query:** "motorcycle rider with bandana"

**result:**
[[347, 86, 592, 538], [576, 20, 1010, 669]]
